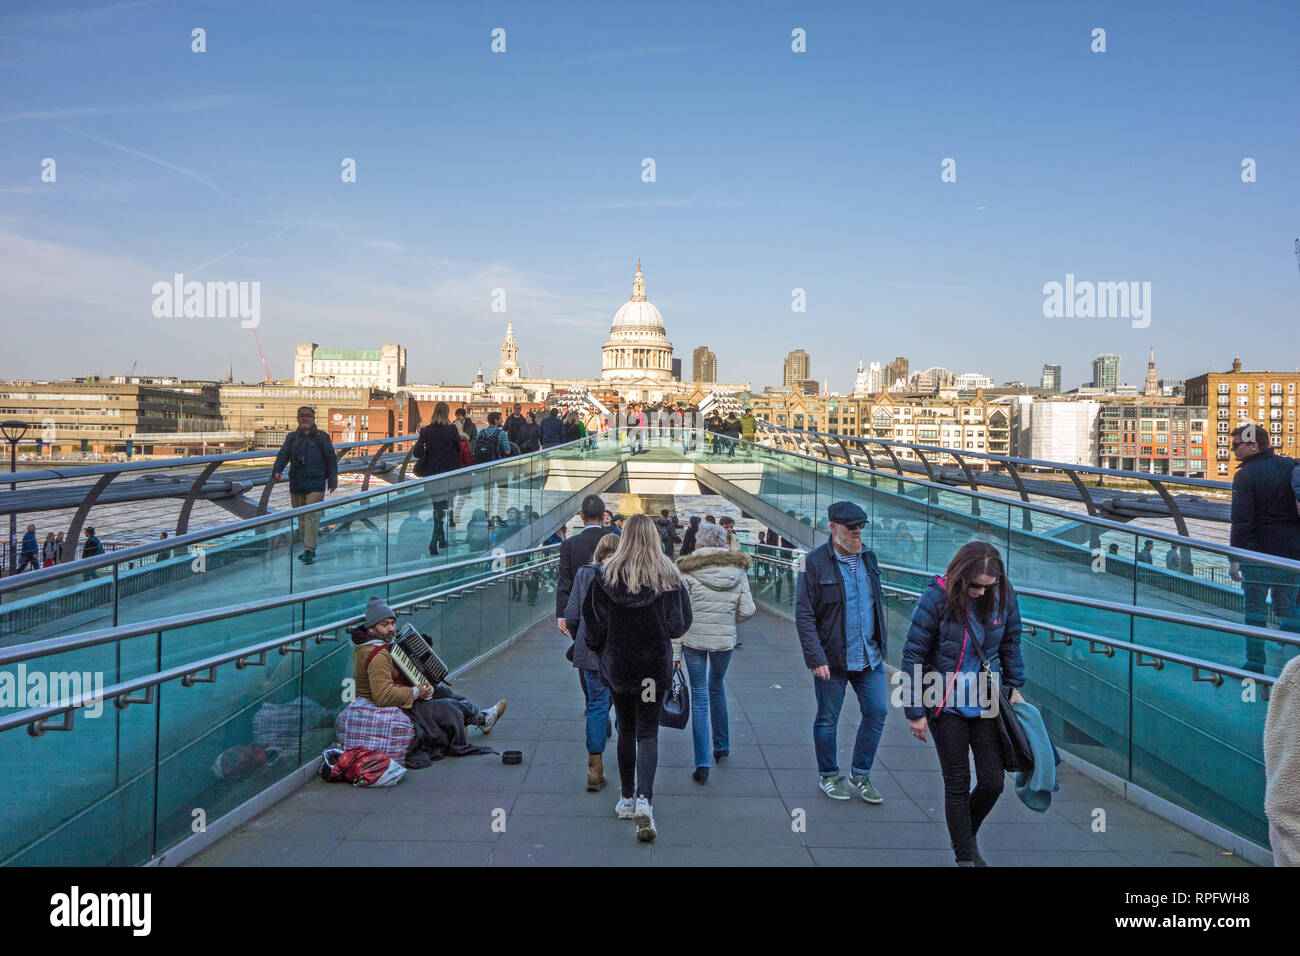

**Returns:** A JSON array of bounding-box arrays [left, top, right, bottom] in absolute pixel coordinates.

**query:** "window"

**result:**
[[1272, 382, 1283, 394], [1238, 383, 1248, 393], [1218, 422, 1229, 433], [1218, 383, 1230, 393], [1218, 463, 1229, 475], [1238, 396, 1249, 407], [1258, 382, 1266, 393]]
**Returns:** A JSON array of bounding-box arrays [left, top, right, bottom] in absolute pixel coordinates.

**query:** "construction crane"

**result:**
[[250, 329, 273, 382]]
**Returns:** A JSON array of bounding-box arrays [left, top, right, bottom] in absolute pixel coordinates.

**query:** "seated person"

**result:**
[[337, 597, 506, 763]]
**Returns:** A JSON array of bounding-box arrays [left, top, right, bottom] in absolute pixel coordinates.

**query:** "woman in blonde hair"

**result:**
[[583, 514, 692, 841]]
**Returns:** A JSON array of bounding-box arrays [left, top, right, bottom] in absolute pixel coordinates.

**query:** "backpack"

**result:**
[[319, 747, 406, 787], [473, 427, 505, 464]]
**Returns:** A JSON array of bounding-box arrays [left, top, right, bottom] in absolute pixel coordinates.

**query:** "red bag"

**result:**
[[319, 746, 406, 787], [458, 439, 473, 467]]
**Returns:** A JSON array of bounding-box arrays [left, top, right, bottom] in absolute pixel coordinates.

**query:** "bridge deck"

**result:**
[[187, 608, 1249, 867]]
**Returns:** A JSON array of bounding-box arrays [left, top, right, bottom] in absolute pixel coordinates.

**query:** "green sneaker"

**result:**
[[848, 774, 884, 804], [819, 775, 853, 800]]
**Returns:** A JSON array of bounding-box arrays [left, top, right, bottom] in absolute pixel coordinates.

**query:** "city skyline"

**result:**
[[2, 2, 1297, 391]]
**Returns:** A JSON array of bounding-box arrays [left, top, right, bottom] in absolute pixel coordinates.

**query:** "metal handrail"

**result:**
[[744, 551, 1278, 684], [0, 543, 560, 667], [0, 436, 591, 593], [758, 424, 1231, 492], [3, 554, 560, 737], [875, 580, 1275, 687], [743, 546, 1300, 648], [872, 561, 1300, 649], [0, 433, 419, 486], [716, 434, 1300, 573]]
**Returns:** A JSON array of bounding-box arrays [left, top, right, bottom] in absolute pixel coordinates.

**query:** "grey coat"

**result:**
[[564, 563, 601, 672]]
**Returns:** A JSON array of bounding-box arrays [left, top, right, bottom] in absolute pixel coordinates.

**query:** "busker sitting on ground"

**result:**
[[336, 597, 507, 767]]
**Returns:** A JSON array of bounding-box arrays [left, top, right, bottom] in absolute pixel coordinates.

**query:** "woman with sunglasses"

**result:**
[[900, 541, 1026, 866]]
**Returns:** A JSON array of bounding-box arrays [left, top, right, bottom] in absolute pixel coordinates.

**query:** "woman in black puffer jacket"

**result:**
[[900, 541, 1026, 866]]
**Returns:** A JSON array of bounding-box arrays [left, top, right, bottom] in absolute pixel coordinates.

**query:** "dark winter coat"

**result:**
[[539, 414, 566, 445], [517, 421, 540, 453], [581, 569, 693, 696], [272, 427, 338, 494], [505, 412, 527, 446], [794, 541, 889, 674], [555, 524, 617, 617], [412, 422, 462, 476], [899, 574, 1026, 721], [1231, 448, 1300, 559], [564, 563, 602, 672]]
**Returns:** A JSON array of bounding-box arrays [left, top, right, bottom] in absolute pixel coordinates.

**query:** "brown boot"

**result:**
[[587, 754, 606, 792]]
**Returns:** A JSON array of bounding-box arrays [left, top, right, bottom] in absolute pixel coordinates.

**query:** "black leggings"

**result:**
[[610, 691, 664, 800], [929, 710, 1005, 862]]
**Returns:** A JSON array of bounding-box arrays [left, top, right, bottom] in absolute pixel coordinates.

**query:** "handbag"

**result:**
[[962, 628, 1035, 774], [659, 664, 690, 729], [458, 439, 473, 467]]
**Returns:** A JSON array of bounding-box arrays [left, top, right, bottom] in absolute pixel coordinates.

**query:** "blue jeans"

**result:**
[[1241, 562, 1300, 669], [682, 647, 732, 768], [581, 668, 611, 755], [813, 664, 888, 777]]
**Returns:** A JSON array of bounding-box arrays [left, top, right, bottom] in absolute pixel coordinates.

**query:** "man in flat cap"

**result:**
[[794, 501, 890, 804]]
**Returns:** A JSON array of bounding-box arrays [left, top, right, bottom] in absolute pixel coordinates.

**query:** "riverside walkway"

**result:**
[[187, 607, 1249, 868]]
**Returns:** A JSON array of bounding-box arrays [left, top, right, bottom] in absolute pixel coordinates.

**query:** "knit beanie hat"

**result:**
[[363, 596, 397, 629]]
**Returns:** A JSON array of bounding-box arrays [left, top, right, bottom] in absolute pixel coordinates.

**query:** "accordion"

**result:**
[[390, 623, 450, 688]]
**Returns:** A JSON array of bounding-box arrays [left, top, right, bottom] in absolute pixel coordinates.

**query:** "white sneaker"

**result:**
[[478, 698, 507, 734], [634, 796, 656, 842], [615, 797, 636, 820]]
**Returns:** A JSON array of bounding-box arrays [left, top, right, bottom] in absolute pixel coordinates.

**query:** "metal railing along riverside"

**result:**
[[757, 424, 1232, 537]]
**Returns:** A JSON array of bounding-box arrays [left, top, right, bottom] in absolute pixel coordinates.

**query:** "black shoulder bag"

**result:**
[[964, 630, 1034, 773]]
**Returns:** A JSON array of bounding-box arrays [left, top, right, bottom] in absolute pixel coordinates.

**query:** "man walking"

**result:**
[[795, 501, 889, 804], [539, 408, 566, 447], [17, 524, 40, 573], [1228, 424, 1300, 672], [506, 404, 527, 447], [738, 407, 757, 457], [273, 406, 339, 566], [556, 495, 619, 710]]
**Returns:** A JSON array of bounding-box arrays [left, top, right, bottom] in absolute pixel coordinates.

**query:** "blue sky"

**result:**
[[1, 0, 1297, 392]]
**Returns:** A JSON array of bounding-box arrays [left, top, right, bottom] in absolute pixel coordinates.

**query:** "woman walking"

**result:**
[[565, 532, 622, 791], [674, 522, 754, 782], [678, 516, 700, 556], [41, 532, 58, 568], [582, 514, 692, 841], [410, 402, 462, 556], [517, 410, 540, 453], [900, 541, 1026, 866]]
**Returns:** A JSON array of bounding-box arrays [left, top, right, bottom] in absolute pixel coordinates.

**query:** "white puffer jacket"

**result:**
[[1266, 654, 1300, 866], [673, 547, 756, 659]]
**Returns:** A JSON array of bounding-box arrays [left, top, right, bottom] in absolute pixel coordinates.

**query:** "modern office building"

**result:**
[[1041, 364, 1062, 392], [0, 378, 223, 456], [783, 349, 811, 387], [1092, 353, 1121, 392], [692, 347, 718, 383], [885, 356, 910, 393]]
